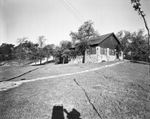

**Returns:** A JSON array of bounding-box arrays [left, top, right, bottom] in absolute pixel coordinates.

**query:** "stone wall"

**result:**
[[69, 46, 123, 64], [85, 54, 99, 63]]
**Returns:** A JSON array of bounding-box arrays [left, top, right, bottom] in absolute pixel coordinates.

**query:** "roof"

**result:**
[[89, 32, 120, 45], [70, 32, 120, 49]]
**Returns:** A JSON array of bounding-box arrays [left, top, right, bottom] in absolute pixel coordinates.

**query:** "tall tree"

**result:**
[[128, 29, 148, 61], [60, 40, 72, 64], [30, 43, 39, 65], [131, 0, 150, 72], [131, 0, 150, 44], [17, 37, 28, 65], [70, 20, 99, 63], [37, 36, 46, 64], [43, 44, 55, 62], [117, 29, 148, 61], [116, 30, 132, 59], [60, 40, 72, 50], [21, 40, 40, 62], [61, 49, 71, 64], [53, 46, 62, 64]]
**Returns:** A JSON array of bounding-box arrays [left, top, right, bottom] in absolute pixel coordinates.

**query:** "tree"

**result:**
[[131, 0, 150, 72], [60, 40, 72, 64], [0, 43, 14, 62], [37, 36, 46, 64], [16, 37, 28, 65], [30, 43, 39, 65], [117, 29, 148, 61], [70, 20, 99, 63], [116, 30, 132, 59], [129, 29, 148, 61], [131, 0, 150, 44], [53, 40, 72, 64], [61, 49, 71, 64], [60, 40, 72, 50], [43, 44, 55, 62], [20, 40, 33, 59], [53, 46, 62, 64]]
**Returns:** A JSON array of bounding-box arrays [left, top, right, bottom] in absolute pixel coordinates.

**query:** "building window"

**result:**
[[109, 49, 115, 55], [90, 47, 96, 54], [100, 47, 106, 54]]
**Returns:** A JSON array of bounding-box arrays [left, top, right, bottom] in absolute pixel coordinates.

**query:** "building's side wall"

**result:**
[[99, 35, 123, 61]]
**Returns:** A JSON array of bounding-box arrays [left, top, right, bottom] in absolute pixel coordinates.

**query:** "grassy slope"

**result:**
[[0, 61, 150, 119], [0, 65, 42, 81], [0, 60, 118, 81]]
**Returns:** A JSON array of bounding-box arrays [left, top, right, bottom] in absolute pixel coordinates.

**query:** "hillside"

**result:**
[[0, 61, 150, 119]]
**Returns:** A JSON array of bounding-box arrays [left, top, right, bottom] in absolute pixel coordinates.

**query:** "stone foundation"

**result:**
[[69, 46, 123, 64]]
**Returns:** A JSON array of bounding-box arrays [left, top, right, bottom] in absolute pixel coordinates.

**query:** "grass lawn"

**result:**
[[0, 65, 44, 82], [0, 61, 150, 119], [0, 60, 120, 82]]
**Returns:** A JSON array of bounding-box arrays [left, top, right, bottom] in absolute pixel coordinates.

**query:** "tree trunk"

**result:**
[[131, 51, 133, 61], [63, 57, 65, 64], [40, 58, 42, 65], [141, 13, 150, 73], [34, 57, 36, 65], [19, 49, 22, 66], [47, 56, 49, 63], [82, 51, 85, 63], [19, 59, 21, 66]]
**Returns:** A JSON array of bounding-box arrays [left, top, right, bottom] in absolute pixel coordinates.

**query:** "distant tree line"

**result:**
[[0, 21, 149, 65], [0, 36, 55, 65], [0, 35, 75, 65]]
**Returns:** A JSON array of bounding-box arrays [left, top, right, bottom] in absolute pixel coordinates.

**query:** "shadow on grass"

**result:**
[[3, 67, 40, 82], [130, 60, 150, 65], [51, 105, 81, 119]]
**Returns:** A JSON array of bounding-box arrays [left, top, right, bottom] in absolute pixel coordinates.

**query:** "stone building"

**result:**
[[69, 32, 123, 64]]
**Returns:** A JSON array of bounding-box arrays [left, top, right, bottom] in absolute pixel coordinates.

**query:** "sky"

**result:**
[[0, 0, 150, 46]]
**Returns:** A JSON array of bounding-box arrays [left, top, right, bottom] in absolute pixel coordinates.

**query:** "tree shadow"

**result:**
[[51, 105, 81, 119], [130, 60, 150, 65]]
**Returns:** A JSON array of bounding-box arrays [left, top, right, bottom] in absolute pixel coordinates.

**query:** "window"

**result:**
[[109, 49, 115, 55], [100, 47, 106, 54], [90, 47, 96, 54]]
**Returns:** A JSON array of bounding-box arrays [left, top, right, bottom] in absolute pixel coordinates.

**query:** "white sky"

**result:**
[[0, 0, 150, 46]]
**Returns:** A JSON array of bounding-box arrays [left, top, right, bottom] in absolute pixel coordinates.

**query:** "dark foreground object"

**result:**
[[51, 105, 81, 119], [52, 106, 64, 119]]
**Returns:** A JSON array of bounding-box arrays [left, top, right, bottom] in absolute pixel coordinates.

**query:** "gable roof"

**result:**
[[89, 32, 120, 45]]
